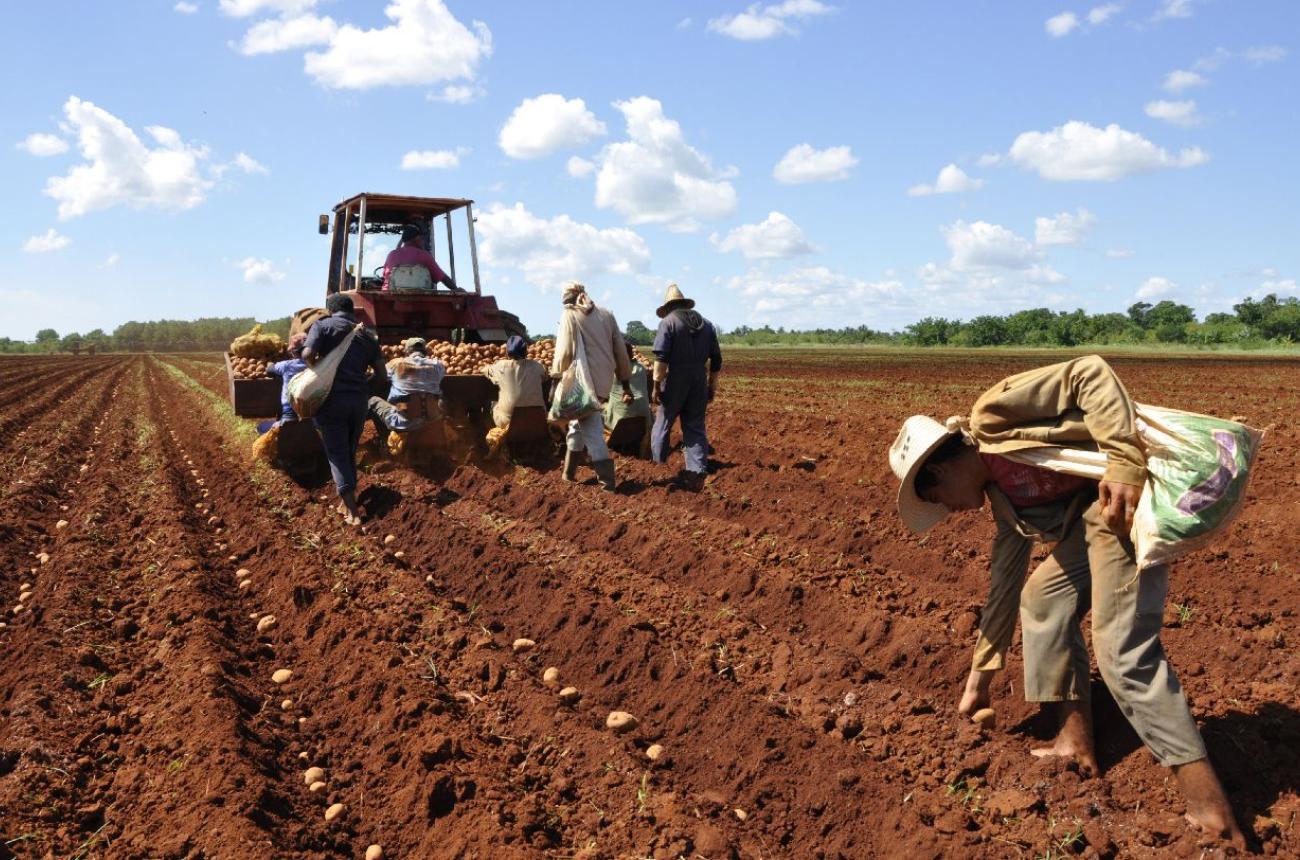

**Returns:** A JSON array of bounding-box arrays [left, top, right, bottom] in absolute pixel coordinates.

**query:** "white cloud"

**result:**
[[1087, 4, 1121, 25], [174, 1, 200, 13], [1259, 278, 1297, 295], [1105, 248, 1135, 259], [400, 148, 464, 170], [238, 257, 286, 284], [773, 143, 857, 184], [943, 220, 1059, 279], [1242, 45, 1286, 65], [1144, 99, 1201, 127], [22, 229, 71, 254], [1152, 0, 1193, 22], [976, 152, 1003, 167], [1162, 69, 1207, 92], [1045, 11, 1079, 37], [1193, 46, 1232, 73], [237, 13, 337, 54], [726, 265, 904, 326], [1035, 208, 1096, 246], [592, 97, 737, 230], [16, 133, 69, 157], [712, 212, 815, 260], [498, 94, 606, 160], [428, 84, 482, 104], [302, 0, 492, 91], [475, 203, 650, 292], [707, 0, 833, 41], [907, 163, 983, 196], [1008, 120, 1208, 181], [566, 156, 595, 178], [233, 152, 269, 174], [45, 97, 213, 219], [100, 252, 120, 269], [677, 17, 693, 29], [1137, 276, 1177, 299], [219, 0, 315, 16]]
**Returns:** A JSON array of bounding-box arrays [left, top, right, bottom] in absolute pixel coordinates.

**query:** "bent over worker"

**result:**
[[888, 355, 1242, 847], [650, 284, 722, 492]]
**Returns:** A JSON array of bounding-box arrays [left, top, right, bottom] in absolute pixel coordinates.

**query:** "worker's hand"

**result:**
[[1098, 479, 1142, 534], [621, 390, 634, 404], [958, 669, 995, 717], [649, 383, 661, 405], [707, 371, 718, 403]]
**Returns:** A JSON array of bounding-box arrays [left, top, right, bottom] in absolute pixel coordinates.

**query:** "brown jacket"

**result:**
[[968, 354, 1146, 487], [967, 355, 1144, 671]]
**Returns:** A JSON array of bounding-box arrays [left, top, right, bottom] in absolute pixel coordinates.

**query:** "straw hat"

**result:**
[[888, 415, 958, 533], [656, 283, 695, 318]]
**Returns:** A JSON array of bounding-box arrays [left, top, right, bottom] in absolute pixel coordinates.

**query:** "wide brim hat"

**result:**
[[656, 283, 695, 318], [889, 415, 958, 533]]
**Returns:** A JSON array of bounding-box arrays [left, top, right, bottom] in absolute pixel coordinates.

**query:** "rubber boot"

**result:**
[[563, 449, 582, 482], [592, 458, 617, 492]]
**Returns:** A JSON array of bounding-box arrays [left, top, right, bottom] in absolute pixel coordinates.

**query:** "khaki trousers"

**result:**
[[1019, 499, 1207, 766]]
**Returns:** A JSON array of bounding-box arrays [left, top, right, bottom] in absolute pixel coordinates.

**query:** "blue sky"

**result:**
[[4, 0, 1296, 340]]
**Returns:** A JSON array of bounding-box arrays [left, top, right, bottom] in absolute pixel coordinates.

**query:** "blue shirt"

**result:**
[[302, 312, 384, 397], [269, 357, 307, 421], [653, 309, 722, 377], [387, 353, 446, 399]]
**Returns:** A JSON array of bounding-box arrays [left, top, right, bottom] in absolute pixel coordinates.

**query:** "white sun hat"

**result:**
[[889, 415, 959, 533]]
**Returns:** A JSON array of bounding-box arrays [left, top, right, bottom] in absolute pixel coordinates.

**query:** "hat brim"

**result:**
[[895, 430, 958, 533], [656, 298, 695, 318]]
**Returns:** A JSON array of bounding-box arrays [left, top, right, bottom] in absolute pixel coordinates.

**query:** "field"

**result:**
[[0, 349, 1297, 859]]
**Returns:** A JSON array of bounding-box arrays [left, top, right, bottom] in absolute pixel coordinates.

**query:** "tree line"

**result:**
[[0, 317, 292, 354], [718, 295, 1300, 349], [3, 294, 1298, 354]]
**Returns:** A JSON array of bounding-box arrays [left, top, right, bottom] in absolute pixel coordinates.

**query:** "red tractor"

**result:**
[[227, 193, 530, 459]]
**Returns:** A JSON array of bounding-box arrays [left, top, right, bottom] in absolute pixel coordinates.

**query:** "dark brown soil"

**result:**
[[0, 350, 1296, 859]]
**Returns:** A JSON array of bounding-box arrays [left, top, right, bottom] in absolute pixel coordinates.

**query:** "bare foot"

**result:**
[[1030, 701, 1099, 776], [1175, 759, 1245, 849], [958, 669, 994, 717]]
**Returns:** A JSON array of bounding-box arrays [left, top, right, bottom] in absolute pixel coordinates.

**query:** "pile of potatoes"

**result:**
[[230, 355, 277, 380], [382, 341, 508, 375]]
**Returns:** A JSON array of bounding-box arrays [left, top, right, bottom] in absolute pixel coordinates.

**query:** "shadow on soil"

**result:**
[[1011, 679, 1300, 851]]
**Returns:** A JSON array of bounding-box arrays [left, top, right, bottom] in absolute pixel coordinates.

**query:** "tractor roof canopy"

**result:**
[[333, 193, 472, 224]]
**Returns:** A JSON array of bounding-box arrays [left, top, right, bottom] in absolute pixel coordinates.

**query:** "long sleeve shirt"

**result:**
[[551, 304, 630, 402], [652, 309, 722, 376], [967, 355, 1140, 670]]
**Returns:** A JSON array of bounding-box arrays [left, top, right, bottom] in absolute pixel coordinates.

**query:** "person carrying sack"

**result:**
[[551, 282, 633, 491], [301, 293, 388, 526], [888, 355, 1244, 848]]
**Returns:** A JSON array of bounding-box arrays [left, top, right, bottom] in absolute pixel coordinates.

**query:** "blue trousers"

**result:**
[[651, 371, 709, 474], [314, 393, 368, 495]]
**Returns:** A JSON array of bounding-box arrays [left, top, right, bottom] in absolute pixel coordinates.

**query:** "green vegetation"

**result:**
[[1, 316, 291, 354], [717, 294, 1300, 350]]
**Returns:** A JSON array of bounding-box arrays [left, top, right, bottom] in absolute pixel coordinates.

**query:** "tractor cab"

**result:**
[[320, 193, 522, 345]]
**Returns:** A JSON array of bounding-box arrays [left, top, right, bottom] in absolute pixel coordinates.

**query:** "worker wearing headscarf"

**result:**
[[552, 282, 633, 490]]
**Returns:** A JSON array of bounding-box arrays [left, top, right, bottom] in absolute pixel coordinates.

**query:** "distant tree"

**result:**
[[959, 315, 1009, 347], [1127, 302, 1153, 328], [1145, 301, 1196, 342], [35, 328, 60, 351], [905, 317, 959, 346], [624, 320, 655, 346], [59, 332, 84, 353]]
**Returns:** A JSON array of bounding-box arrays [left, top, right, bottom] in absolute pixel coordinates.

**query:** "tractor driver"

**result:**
[[382, 224, 460, 292]]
